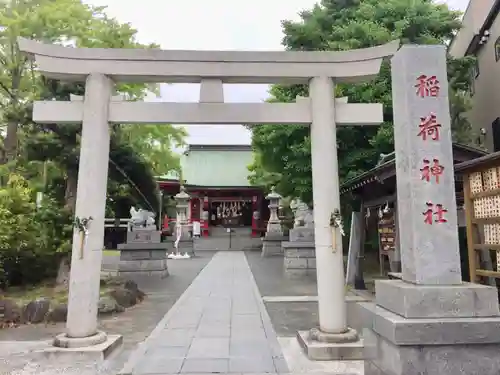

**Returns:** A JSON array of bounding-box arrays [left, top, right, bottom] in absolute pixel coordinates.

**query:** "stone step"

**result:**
[[193, 236, 262, 251]]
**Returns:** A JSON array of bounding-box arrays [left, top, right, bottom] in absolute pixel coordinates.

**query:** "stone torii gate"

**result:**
[[19, 37, 398, 358]]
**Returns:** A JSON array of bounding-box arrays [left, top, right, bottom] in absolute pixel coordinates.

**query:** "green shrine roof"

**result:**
[[159, 144, 254, 188]]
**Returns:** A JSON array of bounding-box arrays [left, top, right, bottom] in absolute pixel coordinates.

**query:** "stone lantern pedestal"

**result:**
[[262, 187, 287, 257]]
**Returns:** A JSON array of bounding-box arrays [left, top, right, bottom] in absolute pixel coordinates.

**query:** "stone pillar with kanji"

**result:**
[[396, 50, 462, 285], [362, 45, 500, 375]]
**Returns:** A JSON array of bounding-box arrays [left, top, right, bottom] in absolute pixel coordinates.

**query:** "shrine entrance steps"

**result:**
[[194, 227, 262, 252]]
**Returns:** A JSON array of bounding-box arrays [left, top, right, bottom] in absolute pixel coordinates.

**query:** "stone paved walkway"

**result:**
[[122, 251, 289, 374]]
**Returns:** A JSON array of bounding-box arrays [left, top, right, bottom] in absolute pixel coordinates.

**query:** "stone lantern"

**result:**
[[261, 187, 286, 258], [174, 185, 191, 238], [172, 186, 194, 257], [174, 185, 190, 226], [266, 186, 283, 235]]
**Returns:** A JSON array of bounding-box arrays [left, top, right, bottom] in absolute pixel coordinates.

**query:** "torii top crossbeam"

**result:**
[[18, 38, 399, 84]]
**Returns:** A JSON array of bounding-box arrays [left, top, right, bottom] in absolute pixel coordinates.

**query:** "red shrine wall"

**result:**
[[158, 182, 268, 237]]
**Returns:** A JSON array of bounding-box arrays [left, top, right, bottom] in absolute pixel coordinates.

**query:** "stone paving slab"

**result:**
[[121, 251, 289, 374], [278, 337, 363, 375]]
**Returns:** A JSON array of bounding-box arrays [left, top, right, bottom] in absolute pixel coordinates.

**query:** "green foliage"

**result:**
[[249, 0, 476, 205], [108, 137, 160, 214], [0, 0, 184, 213], [118, 124, 186, 175], [0, 0, 186, 287], [0, 175, 72, 287]]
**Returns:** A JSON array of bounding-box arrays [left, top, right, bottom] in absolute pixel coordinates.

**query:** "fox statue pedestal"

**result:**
[[118, 229, 169, 278]]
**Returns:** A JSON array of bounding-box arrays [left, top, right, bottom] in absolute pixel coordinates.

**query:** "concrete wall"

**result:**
[[181, 149, 254, 187], [450, 0, 495, 58], [449, 0, 500, 151], [469, 12, 500, 151]]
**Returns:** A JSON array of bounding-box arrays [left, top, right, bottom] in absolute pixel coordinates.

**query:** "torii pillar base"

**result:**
[[296, 328, 364, 361], [39, 332, 123, 364]]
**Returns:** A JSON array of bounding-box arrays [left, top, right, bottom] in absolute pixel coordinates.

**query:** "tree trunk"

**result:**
[[64, 174, 78, 213], [55, 256, 70, 289], [0, 120, 18, 166], [4, 120, 18, 162]]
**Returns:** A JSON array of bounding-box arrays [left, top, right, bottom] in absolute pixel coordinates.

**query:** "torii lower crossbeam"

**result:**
[[32, 100, 382, 126]]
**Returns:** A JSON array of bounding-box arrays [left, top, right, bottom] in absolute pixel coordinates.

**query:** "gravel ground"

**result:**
[[244, 251, 318, 297], [0, 252, 214, 375], [245, 251, 372, 337], [245, 251, 319, 337]]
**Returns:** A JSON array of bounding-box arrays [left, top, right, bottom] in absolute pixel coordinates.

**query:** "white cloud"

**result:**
[[84, 0, 470, 145]]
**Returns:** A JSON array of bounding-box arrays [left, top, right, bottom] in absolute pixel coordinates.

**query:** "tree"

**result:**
[[0, 1, 186, 286], [119, 124, 186, 176], [0, 0, 185, 212], [249, 0, 476, 205], [0, 174, 72, 287], [0, 0, 101, 164]]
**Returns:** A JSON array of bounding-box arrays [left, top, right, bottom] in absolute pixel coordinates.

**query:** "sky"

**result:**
[[84, 0, 471, 146]]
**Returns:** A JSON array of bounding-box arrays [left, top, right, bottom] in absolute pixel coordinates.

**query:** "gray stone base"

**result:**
[[375, 279, 499, 318], [118, 243, 169, 251], [117, 247, 169, 277], [119, 258, 168, 272], [118, 269, 169, 278], [119, 249, 168, 261], [363, 325, 500, 375], [309, 327, 359, 343], [261, 235, 287, 257], [361, 280, 500, 375], [41, 334, 123, 362], [359, 301, 500, 346], [54, 331, 107, 348], [126, 230, 161, 244], [282, 241, 315, 276], [296, 330, 364, 361]]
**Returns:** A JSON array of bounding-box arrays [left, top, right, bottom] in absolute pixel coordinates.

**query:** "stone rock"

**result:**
[[22, 298, 51, 324], [109, 287, 137, 308], [98, 296, 125, 314], [1, 299, 22, 323], [123, 280, 139, 292], [46, 304, 67, 323], [124, 280, 146, 301]]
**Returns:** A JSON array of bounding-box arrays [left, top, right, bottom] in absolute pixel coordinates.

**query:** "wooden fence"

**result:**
[[457, 152, 500, 285]]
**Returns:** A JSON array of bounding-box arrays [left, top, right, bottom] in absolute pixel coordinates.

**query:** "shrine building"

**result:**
[[157, 144, 269, 237]]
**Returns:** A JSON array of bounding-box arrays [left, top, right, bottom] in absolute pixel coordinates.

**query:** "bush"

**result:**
[[0, 174, 72, 288]]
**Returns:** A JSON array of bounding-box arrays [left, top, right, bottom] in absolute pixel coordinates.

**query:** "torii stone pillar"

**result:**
[[310, 76, 347, 333], [18, 37, 399, 359], [53, 73, 122, 349], [294, 77, 361, 360]]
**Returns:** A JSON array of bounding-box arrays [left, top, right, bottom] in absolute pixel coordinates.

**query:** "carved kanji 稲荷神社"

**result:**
[[420, 158, 444, 184], [423, 202, 447, 225], [415, 74, 440, 98], [418, 113, 441, 141], [415, 73, 447, 225]]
